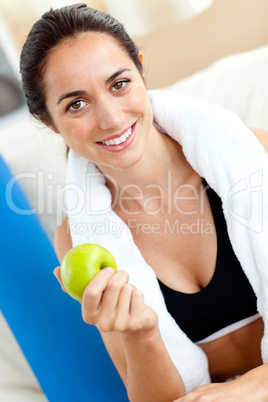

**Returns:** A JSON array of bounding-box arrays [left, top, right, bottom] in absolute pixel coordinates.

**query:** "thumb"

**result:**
[[53, 266, 67, 292]]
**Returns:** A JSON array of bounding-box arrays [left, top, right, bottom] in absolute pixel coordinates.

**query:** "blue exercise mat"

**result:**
[[0, 155, 128, 401]]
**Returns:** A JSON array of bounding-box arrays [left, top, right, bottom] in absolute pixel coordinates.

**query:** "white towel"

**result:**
[[65, 90, 268, 393]]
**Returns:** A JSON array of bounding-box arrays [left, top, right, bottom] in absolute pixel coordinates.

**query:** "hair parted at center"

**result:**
[[20, 3, 143, 125]]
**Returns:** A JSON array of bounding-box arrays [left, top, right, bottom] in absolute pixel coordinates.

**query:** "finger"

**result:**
[[130, 289, 144, 318], [110, 284, 136, 331], [116, 283, 137, 316], [82, 267, 116, 312], [100, 271, 130, 314], [53, 266, 67, 292], [53, 266, 61, 279], [129, 290, 147, 330], [131, 292, 158, 332]]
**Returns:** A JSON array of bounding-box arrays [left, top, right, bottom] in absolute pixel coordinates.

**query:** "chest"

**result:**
[[116, 178, 218, 293], [115, 176, 259, 348]]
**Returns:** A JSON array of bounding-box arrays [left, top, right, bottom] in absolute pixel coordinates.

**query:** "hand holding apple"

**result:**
[[60, 243, 117, 302]]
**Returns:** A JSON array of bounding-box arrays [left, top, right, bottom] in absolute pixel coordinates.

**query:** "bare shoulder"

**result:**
[[54, 217, 128, 385], [54, 216, 73, 263], [249, 127, 268, 153]]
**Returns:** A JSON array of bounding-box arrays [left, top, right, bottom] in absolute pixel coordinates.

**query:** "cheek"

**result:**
[[127, 85, 152, 118], [59, 123, 88, 147]]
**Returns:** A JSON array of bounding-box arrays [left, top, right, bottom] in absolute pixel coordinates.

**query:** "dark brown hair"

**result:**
[[20, 3, 143, 125]]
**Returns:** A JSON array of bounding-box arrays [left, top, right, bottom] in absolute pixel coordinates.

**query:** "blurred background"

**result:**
[[1, 0, 268, 86], [0, 1, 267, 401], [0, 0, 268, 125]]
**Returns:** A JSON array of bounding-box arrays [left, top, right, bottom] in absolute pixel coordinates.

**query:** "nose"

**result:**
[[95, 96, 124, 131]]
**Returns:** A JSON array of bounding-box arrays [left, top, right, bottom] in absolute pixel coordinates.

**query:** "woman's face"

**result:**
[[44, 32, 154, 171]]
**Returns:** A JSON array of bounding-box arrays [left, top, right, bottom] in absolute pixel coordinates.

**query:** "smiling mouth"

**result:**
[[100, 125, 133, 146]]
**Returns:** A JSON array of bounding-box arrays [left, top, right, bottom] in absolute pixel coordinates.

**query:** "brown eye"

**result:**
[[67, 99, 87, 111], [71, 100, 82, 110], [111, 80, 129, 92], [113, 82, 123, 90]]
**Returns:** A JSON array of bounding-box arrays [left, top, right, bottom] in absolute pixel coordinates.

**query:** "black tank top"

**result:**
[[158, 179, 258, 343]]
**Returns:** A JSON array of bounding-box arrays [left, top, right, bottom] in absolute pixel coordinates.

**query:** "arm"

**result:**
[[175, 363, 268, 401], [54, 217, 185, 401]]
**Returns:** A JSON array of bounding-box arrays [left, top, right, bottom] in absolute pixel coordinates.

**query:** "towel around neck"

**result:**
[[65, 90, 268, 392]]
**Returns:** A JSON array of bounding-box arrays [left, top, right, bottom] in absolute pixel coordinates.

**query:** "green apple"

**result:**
[[61, 243, 117, 302]]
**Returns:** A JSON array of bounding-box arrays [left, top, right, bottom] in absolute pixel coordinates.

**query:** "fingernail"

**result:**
[[105, 267, 115, 273]]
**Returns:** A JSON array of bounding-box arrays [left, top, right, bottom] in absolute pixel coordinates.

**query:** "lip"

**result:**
[[98, 124, 133, 143], [97, 121, 137, 152]]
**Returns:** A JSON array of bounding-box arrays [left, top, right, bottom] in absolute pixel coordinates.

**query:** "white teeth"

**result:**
[[101, 126, 132, 146]]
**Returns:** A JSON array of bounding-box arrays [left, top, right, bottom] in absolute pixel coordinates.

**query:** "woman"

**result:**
[[20, 3, 268, 401]]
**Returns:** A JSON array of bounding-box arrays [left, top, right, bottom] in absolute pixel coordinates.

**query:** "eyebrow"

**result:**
[[57, 68, 131, 105], [105, 68, 131, 85], [57, 90, 87, 105]]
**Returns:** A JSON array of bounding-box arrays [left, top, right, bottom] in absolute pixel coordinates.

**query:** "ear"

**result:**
[[137, 50, 147, 87], [138, 50, 144, 66]]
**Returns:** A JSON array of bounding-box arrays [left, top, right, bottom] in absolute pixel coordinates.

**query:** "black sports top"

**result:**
[[158, 179, 258, 343]]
